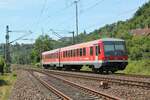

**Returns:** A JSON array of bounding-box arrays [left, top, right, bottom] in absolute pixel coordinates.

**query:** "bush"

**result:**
[[124, 59, 150, 75], [0, 57, 5, 75], [35, 63, 41, 68]]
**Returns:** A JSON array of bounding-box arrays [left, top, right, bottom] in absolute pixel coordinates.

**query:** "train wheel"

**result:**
[[99, 70, 103, 74]]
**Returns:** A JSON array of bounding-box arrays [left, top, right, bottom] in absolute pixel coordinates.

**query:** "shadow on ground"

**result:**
[[0, 80, 9, 86]]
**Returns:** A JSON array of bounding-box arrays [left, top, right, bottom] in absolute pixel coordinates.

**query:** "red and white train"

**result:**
[[42, 38, 128, 73]]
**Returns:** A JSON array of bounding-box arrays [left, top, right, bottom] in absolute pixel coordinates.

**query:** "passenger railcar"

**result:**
[[42, 38, 128, 73]]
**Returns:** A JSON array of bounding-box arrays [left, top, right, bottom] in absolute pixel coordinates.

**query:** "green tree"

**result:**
[[31, 35, 53, 63]]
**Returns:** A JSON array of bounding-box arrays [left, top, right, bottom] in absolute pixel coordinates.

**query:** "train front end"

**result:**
[[101, 38, 128, 73]]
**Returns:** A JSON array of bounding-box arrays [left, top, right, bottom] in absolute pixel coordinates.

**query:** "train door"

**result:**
[[58, 49, 61, 67], [95, 44, 100, 61]]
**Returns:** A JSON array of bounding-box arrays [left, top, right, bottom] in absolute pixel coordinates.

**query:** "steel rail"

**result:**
[[44, 70, 150, 88], [29, 71, 72, 100], [33, 69, 121, 100]]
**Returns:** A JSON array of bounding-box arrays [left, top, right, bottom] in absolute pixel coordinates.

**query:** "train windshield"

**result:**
[[104, 41, 127, 56]]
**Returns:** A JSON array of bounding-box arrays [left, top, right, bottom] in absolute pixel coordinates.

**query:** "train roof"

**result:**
[[42, 38, 124, 55], [42, 48, 59, 55], [101, 38, 124, 41]]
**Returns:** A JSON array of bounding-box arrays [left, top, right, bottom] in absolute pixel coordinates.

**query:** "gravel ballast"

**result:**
[[9, 70, 58, 100], [53, 73, 150, 100]]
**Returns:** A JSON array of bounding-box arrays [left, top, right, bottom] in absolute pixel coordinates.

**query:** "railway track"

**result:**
[[29, 70, 72, 100], [29, 69, 120, 100], [43, 69, 150, 89], [61, 69, 150, 79]]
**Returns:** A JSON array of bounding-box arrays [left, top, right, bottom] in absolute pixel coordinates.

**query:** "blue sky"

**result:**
[[0, 0, 149, 43]]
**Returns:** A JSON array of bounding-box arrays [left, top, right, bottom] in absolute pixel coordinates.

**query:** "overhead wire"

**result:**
[[10, 31, 33, 44], [80, 0, 105, 14], [43, 2, 75, 25], [49, 0, 105, 33], [36, 0, 47, 25]]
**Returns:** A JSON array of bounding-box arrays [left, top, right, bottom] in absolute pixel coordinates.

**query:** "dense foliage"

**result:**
[[0, 57, 5, 74]]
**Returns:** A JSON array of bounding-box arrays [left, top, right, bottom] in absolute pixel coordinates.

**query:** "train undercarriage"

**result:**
[[42, 61, 128, 74]]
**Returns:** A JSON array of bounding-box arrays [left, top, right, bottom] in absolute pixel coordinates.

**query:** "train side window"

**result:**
[[47, 54, 51, 59], [66, 51, 69, 57], [96, 45, 100, 56], [99, 45, 100, 54], [90, 47, 93, 56], [83, 48, 86, 56], [73, 50, 75, 57], [71, 50, 73, 57], [50, 55, 51, 59], [80, 48, 82, 56], [67, 51, 69, 57], [66, 51, 67, 57], [63, 51, 65, 58], [68, 50, 70, 57], [57, 53, 59, 58], [76, 49, 79, 56], [76, 49, 78, 57], [52, 54, 53, 58]]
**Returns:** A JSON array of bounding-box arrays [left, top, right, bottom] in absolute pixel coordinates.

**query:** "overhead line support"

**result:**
[[74, 0, 80, 42]]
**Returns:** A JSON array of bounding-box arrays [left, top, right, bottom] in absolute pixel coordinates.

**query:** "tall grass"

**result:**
[[0, 72, 17, 100]]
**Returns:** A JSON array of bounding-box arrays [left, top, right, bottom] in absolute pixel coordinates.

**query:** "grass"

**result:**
[[80, 66, 92, 72], [121, 59, 150, 75], [0, 72, 17, 100]]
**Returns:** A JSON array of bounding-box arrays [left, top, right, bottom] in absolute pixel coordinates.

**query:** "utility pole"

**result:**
[[5, 25, 11, 72], [74, 0, 79, 42], [4, 26, 32, 71], [69, 31, 75, 44]]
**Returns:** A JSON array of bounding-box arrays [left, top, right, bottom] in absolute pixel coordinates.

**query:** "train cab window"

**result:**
[[90, 47, 93, 56], [83, 48, 86, 56], [80, 48, 83, 56], [96, 45, 100, 56]]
